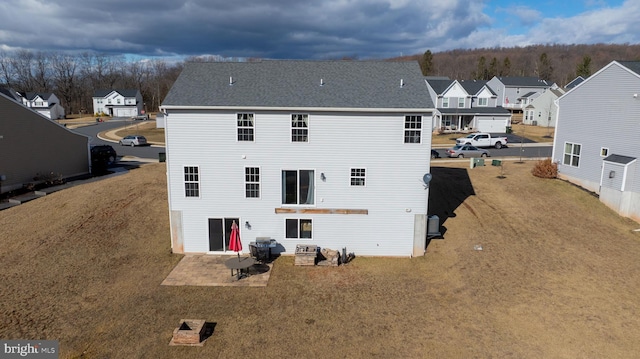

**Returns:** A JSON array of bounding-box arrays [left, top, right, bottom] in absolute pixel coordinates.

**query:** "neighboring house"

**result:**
[[426, 78, 511, 133], [523, 88, 565, 127], [161, 60, 435, 257], [552, 60, 640, 223], [18, 92, 66, 119], [92, 89, 143, 117], [0, 92, 90, 195], [487, 76, 554, 112], [564, 76, 585, 90]]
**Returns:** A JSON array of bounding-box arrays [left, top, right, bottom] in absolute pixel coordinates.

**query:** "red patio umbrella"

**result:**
[[229, 220, 242, 258]]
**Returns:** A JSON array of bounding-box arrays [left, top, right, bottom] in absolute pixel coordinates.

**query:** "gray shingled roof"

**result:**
[[93, 89, 139, 98], [425, 79, 454, 95], [162, 60, 434, 109], [604, 154, 637, 164], [459, 80, 497, 96], [618, 61, 640, 76], [494, 76, 550, 87]]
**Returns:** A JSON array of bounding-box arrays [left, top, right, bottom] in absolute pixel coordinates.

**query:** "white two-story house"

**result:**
[[426, 78, 511, 133], [18, 92, 66, 119], [92, 89, 143, 117], [524, 87, 565, 127], [161, 60, 435, 257]]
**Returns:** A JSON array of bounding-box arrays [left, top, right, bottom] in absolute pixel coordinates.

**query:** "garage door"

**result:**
[[476, 119, 507, 133], [115, 108, 136, 117]]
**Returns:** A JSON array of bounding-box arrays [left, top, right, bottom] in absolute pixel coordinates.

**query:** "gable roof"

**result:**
[[93, 89, 140, 98], [565, 76, 585, 89], [425, 79, 454, 95], [163, 60, 434, 109], [618, 61, 640, 76], [493, 76, 550, 87], [459, 80, 496, 96]]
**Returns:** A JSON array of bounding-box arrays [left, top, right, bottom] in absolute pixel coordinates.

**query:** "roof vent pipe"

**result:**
[[400, 79, 405, 88], [320, 78, 324, 86], [229, 76, 234, 85]]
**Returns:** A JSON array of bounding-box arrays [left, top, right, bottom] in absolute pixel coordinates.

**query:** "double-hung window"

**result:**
[[286, 219, 312, 239], [184, 166, 200, 197], [442, 97, 449, 108], [237, 113, 254, 141], [350, 168, 366, 186], [291, 114, 308, 142], [563, 142, 581, 167], [282, 170, 314, 205], [478, 97, 488, 106], [245, 167, 260, 198], [458, 97, 465, 108], [404, 115, 422, 143]]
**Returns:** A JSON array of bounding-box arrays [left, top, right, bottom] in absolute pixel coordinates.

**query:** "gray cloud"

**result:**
[[0, 0, 638, 60]]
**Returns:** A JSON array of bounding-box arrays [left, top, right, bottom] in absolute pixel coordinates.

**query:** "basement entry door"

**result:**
[[208, 218, 240, 252]]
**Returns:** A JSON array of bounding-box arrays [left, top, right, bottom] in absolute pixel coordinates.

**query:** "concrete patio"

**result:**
[[161, 254, 273, 287]]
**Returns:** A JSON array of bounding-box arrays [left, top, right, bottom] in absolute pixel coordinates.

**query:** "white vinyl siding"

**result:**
[[165, 110, 431, 256]]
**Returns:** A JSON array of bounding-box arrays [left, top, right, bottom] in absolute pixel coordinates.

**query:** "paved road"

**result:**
[[72, 120, 551, 161], [71, 118, 165, 160], [432, 144, 552, 160]]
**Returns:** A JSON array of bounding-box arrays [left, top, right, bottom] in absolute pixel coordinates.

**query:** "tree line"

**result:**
[[0, 50, 183, 116], [2, 44, 640, 117], [412, 43, 640, 87]]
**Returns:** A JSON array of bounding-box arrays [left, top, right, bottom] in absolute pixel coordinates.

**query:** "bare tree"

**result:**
[[51, 53, 78, 114]]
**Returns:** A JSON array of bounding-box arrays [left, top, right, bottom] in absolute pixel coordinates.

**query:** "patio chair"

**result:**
[[249, 244, 263, 264]]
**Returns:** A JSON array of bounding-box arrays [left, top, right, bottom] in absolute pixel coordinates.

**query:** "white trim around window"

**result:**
[[477, 97, 488, 106], [285, 218, 313, 239], [237, 113, 255, 141], [184, 166, 200, 197], [600, 147, 609, 157], [245, 167, 260, 198], [563, 142, 581, 167], [350, 168, 366, 186], [442, 97, 449, 108], [403, 115, 422, 144]]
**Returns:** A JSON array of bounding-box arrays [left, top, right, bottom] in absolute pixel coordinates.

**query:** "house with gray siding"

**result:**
[[426, 79, 510, 133], [487, 76, 553, 113], [524, 88, 564, 127], [161, 60, 435, 257], [552, 61, 640, 223], [0, 92, 90, 195]]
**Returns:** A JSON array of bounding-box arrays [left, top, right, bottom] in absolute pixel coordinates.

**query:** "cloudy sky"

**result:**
[[0, 0, 636, 60]]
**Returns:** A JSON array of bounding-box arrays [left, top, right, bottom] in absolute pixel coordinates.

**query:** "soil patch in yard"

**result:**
[[1, 161, 639, 358]]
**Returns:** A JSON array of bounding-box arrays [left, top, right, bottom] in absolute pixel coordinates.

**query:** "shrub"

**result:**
[[532, 158, 558, 178]]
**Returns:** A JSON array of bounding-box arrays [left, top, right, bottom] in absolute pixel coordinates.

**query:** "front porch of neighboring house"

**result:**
[[436, 114, 475, 134]]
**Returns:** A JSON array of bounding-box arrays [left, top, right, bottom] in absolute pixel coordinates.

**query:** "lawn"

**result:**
[[431, 123, 554, 146], [1, 161, 639, 358]]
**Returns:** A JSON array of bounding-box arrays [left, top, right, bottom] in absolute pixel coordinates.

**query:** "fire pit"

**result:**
[[170, 319, 206, 346], [295, 244, 318, 266]]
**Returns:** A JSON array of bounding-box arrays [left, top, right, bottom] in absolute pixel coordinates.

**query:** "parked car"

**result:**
[[119, 135, 147, 147], [90, 145, 117, 174], [90, 145, 117, 165], [456, 132, 508, 149], [431, 149, 440, 159], [446, 145, 490, 158]]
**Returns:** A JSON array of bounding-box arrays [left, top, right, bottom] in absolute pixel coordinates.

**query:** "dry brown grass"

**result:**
[[114, 120, 166, 143], [1, 162, 640, 358], [511, 123, 555, 143]]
